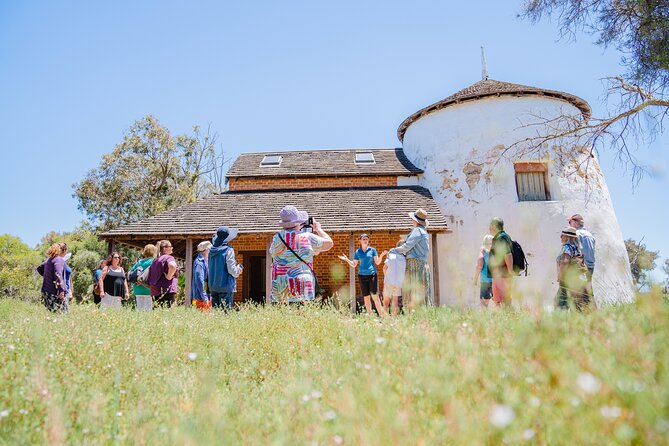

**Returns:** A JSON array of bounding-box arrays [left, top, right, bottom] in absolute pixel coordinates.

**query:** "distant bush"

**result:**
[[0, 235, 42, 301]]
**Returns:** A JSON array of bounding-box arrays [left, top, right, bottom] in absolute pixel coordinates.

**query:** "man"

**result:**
[[208, 226, 243, 311], [192, 241, 212, 312], [488, 217, 513, 306], [568, 214, 595, 302]]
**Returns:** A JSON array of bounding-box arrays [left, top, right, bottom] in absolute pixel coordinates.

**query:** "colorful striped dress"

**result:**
[[270, 230, 325, 303]]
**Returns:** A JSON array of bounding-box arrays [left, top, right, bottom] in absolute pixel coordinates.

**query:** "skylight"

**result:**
[[260, 155, 282, 167], [355, 152, 375, 164]]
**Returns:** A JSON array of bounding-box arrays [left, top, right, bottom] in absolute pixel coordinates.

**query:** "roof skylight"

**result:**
[[354, 152, 375, 164], [260, 155, 282, 167]]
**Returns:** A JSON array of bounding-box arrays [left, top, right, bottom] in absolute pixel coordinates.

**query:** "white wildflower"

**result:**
[[0, 410, 9, 418], [600, 406, 622, 419], [375, 336, 385, 344], [530, 397, 541, 407], [363, 364, 371, 370], [18, 409, 27, 415], [8, 345, 15, 351], [333, 435, 344, 445], [187, 352, 198, 361], [116, 411, 122, 417], [570, 397, 581, 407], [324, 410, 337, 421], [461, 322, 468, 328], [260, 370, 267, 376], [489, 404, 515, 428], [310, 390, 322, 399], [301, 394, 310, 402], [522, 429, 535, 440], [525, 377, 535, 384], [577, 373, 601, 395]]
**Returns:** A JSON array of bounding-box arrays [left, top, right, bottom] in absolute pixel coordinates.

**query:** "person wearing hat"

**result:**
[[556, 226, 590, 311], [568, 214, 596, 302], [391, 208, 432, 308], [270, 205, 333, 303], [148, 240, 179, 308], [192, 241, 213, 311], [208, 227, 243, 311], [129, 244, 156, 311], [338, 234, 388, 317]]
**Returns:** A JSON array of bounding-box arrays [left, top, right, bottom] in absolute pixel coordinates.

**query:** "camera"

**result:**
[[301, 217, 314, 233]]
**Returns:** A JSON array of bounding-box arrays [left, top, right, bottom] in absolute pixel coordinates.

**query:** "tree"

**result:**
[[0, 235, 42, 300], [624, 238, 659, 289], [73, 115, 228, 230], [518, 1, 669, 179], [663, 258, 669, 293]]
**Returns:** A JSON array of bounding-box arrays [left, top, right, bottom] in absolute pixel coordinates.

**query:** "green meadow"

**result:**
[[0, 296, 667, 445]]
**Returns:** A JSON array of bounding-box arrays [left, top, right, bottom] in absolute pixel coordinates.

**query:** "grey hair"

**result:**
[[490, 217, 504, 231]]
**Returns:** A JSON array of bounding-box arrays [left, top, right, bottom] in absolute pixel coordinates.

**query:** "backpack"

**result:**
[[511, 240, 528, 276], [127, 265, 142, 283], [137, 264, 151, 286]]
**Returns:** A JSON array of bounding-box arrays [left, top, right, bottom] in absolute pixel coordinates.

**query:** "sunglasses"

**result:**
[[112, 256, 120, 259]]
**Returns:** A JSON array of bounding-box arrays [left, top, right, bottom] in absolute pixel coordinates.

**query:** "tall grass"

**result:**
[[0, 295, 667, 445]]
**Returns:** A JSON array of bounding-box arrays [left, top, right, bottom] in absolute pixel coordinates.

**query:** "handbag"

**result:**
[[278, 234, 326, 298]]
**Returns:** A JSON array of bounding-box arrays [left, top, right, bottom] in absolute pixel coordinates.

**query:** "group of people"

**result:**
[[473, 214, 596, 311], [36, 204, 595, 314]]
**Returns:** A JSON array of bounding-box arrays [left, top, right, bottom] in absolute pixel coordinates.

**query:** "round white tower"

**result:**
[[399, 79, 634, 307]]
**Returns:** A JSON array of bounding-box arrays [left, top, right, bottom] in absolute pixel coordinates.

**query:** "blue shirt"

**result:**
[[354, 247, 378, 276], [480, 251, 492, 283], [191, 253, 209, 301], [393, 226, 430, 261], [576, 227, 595, 269]]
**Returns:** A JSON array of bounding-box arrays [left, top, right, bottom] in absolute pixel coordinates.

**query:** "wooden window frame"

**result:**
[[514, 161, 551, 201]]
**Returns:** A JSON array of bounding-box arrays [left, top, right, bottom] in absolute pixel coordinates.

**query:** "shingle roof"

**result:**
[[397, 79, 592, 142], [100, 186, 449, 239], [226, 148, 423, 178]]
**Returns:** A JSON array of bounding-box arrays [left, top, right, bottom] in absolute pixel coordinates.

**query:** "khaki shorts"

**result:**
[[383, 284, 402, 297]]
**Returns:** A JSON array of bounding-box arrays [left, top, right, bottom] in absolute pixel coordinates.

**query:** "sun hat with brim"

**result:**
[[279, 205, 309, 229], [63, 252, 72, 262], [408, 208, 429, 227], [561, 227, 578, 237], [212, 226, 239, 247]]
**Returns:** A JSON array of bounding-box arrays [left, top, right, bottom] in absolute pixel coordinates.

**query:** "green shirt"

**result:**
[[131, 258, 153, 296]]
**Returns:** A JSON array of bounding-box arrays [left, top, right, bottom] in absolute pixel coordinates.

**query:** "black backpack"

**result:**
[[511, 240, 528, 276]]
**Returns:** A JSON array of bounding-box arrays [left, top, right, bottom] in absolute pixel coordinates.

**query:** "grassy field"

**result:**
[[0, 296, 668, 445]]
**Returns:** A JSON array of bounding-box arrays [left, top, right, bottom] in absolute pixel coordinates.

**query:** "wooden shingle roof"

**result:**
[[100, 186, 449, 240], [226, 148, 423, 178], [397, 79, 592, 142]]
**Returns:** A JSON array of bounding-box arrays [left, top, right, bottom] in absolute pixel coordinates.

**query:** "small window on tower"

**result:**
[[355, 152, 375, 164], [260, 155, 282, 167], [514, 162, 550, 201]]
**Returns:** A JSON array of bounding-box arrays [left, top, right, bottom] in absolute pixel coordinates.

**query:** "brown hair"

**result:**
[[46, 243, 61, 258], [142, 244, 157, 258], [106, 251, 123, 266]]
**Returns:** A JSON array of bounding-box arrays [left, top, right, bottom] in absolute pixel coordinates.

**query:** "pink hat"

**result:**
[[279, 205, 309, 229]]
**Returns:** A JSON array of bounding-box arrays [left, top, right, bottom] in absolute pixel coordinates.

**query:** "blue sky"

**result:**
[[1, 1, 667, 280]]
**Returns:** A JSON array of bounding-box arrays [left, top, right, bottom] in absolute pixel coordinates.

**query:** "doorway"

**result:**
[[243, 252, 267, 305]]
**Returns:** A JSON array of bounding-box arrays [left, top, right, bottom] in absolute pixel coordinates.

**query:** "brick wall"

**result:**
[[228, 175, 398, 191], [225, 230, 408, 303]]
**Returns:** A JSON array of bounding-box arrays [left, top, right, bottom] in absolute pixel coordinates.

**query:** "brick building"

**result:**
[[100, 148, 449, 308]]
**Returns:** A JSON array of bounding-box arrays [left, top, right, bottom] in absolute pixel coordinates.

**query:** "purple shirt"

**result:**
[[148, 254, 179, 295], [37, 256, 67, 295]]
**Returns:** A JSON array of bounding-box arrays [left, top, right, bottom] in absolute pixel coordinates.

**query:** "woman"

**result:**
[[129, 244, 156, 311], [270, 205, 333, 303], [338, 234, 387, 317], [383, 238, 406, 317], [98, 251, 129, 309], [148, 240, 179, 307], [36, 243, 69, 313], [92, 259, 106, 304], [192, 241, 212, 311], [556, 227, 590, 312], [473, 235, 493, 307], [391, 208, 432, 308]]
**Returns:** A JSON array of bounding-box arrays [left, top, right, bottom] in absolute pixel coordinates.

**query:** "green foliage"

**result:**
[[625, 238, 660, 289], [73, 116, 226, 230], [0, 299, 667, 444], [0, 235, 42, 301]]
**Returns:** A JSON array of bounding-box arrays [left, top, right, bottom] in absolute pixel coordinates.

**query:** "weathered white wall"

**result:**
[[403, 95, 634, 307]]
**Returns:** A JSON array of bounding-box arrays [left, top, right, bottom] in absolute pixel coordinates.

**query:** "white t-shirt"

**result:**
[[384, 252, 406, 288]]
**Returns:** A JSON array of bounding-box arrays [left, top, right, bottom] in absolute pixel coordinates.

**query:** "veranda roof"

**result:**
[[100, 186, 449, 254]]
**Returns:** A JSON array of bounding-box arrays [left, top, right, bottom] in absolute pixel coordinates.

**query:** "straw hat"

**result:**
[[408, 208, 429, 227]]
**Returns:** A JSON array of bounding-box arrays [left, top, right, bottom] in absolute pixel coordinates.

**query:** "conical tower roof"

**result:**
[[397, 79, 591, 142]]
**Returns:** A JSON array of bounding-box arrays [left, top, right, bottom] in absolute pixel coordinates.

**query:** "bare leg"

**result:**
[[383, 296, 390, 314], [480, 299, 489, 308], [363, 295, 373, 316], [371, 294, 386, 317], [391, 296, 399, 316]]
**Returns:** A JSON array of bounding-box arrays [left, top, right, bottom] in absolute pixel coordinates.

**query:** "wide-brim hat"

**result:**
[[63, 252, 72, 262], [213, 226, 239, 246], [408, 208, 429, 227], [561, 226, 578, 237], [279, 205, 309, 229]]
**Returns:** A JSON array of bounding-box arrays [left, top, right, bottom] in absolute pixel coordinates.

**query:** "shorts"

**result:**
[[358, 274, 378, 296], [383, 283, 402, 297], [480, 281, 492, 299]]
